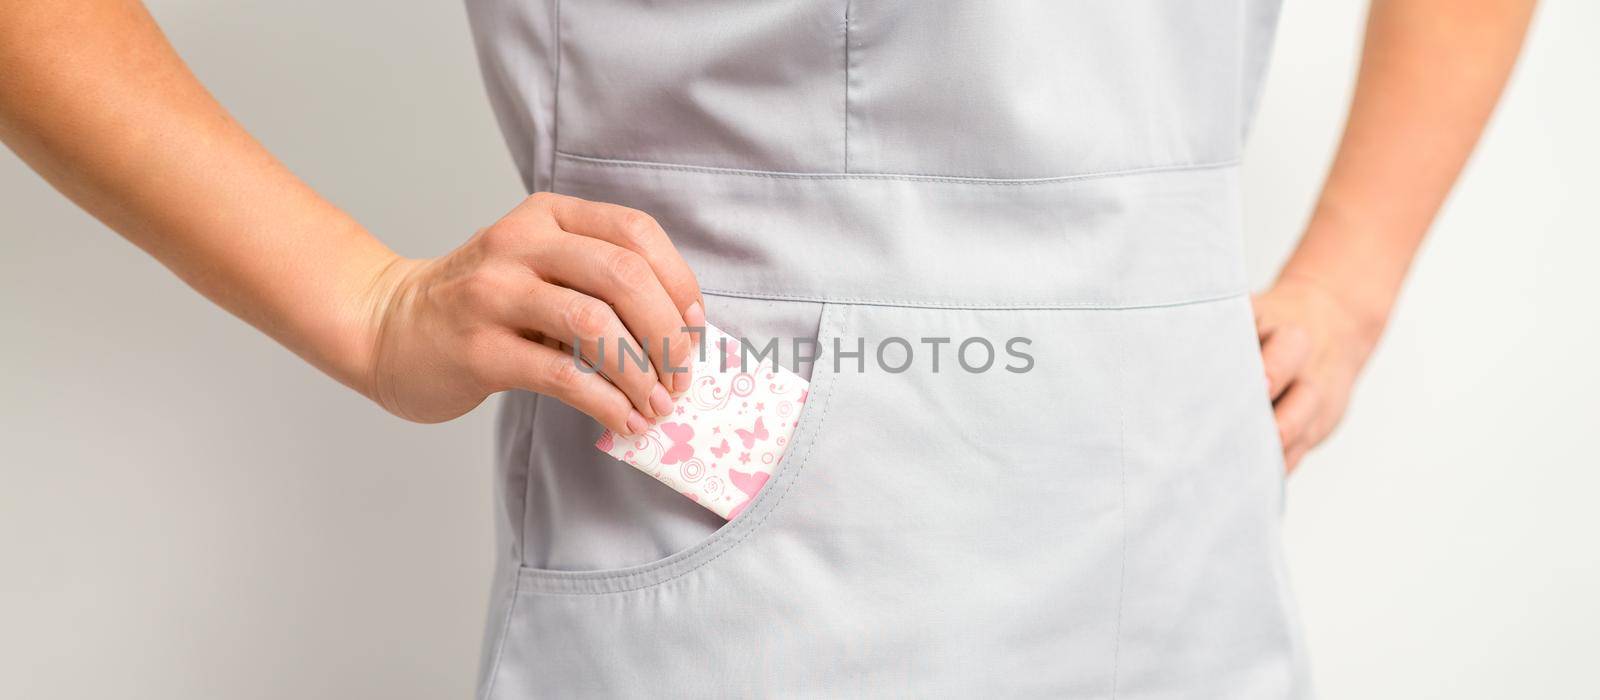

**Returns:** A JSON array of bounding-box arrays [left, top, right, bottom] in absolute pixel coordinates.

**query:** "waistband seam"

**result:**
[[556, 150, 1239, 186], [700, 287, 1251, 311]]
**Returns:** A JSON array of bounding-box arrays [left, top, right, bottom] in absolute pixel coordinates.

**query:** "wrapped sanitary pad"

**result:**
[[596, 323, 809, 520]]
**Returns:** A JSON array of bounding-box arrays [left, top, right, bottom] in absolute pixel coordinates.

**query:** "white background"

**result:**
[[3, 2, 1596, 698]]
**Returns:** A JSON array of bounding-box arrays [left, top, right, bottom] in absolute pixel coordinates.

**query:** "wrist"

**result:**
[[1276, 202, 1417, 345], [1271, 268, 1389, 351], [340, 252, 425, 401]]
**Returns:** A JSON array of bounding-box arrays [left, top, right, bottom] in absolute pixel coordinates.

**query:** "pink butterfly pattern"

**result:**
[[595, 322, 809, 520], [726, 469, 772, 520], [734, 416, 769, 449], [657, 422, 695, 465]]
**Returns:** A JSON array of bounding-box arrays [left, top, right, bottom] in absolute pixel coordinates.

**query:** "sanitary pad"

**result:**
[[595, 323, 809, 520]]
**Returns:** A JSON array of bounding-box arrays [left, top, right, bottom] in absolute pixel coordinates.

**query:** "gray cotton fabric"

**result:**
[[463, 1, 1308, 697]]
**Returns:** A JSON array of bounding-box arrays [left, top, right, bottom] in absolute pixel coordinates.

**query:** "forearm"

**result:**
[[1281, 0, 1537, 333], [0, 0, 399, 393]]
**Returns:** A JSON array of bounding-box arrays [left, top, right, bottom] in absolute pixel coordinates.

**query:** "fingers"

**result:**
[[468, 193, 705, 432], [1273, 381, 1322, 474], [1249, 292, 1284, 339], [477, 333, 649, 436], [545, 194, 704, 316], [515, 280, 676, 421], [533, 233, 697, 397], [1252, 286, 1370, 475], [1261, 315, 1319, 473], [1259, 324, 1312, 400]]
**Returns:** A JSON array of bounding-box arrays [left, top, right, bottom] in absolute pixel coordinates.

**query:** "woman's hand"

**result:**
[[1250, 0, 1536, 472], [361, 193, 705, 434], [1251, 274, 1384, 473]]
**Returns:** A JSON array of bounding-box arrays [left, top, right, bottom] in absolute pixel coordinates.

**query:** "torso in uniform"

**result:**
[[464, 1, 1306, 696]]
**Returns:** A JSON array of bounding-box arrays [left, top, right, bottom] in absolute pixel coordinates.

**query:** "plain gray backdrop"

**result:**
[[3, 2, 1596, 698]]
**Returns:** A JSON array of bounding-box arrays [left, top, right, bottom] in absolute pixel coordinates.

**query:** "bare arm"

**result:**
[[0, 0, 702, 433], [0, 0, 397, 389], [1254, 0, 1538, 470]]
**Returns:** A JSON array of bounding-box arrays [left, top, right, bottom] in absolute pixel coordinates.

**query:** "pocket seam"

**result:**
[[513, 302, 850, 596]]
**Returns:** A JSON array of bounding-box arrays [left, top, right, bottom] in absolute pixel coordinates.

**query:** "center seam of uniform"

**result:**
[[842, 0, 852, 173], [547, 0, 564, 193], [1110, 320, 1130, 698]]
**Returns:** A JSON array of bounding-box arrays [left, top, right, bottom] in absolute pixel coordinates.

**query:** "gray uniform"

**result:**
[[464, 1, 1306, 696]]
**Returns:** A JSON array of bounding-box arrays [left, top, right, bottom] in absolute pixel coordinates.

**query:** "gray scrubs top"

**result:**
[[464, 1, 1306, 697]]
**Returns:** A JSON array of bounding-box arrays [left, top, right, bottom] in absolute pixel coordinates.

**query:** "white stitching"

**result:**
[[555, 150, 1240, 186], [700, 287, 1251, 311]]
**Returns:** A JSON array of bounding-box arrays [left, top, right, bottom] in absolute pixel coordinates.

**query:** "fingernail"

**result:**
[[676, 302, 705, 395], [649, 383, 674, 417], [684, 301, 705, 329], [626, 411, 648, 436]]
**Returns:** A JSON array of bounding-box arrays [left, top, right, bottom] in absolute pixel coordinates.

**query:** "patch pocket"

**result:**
[[596, 322, 815, 520], [512, 301, 850, 595]]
